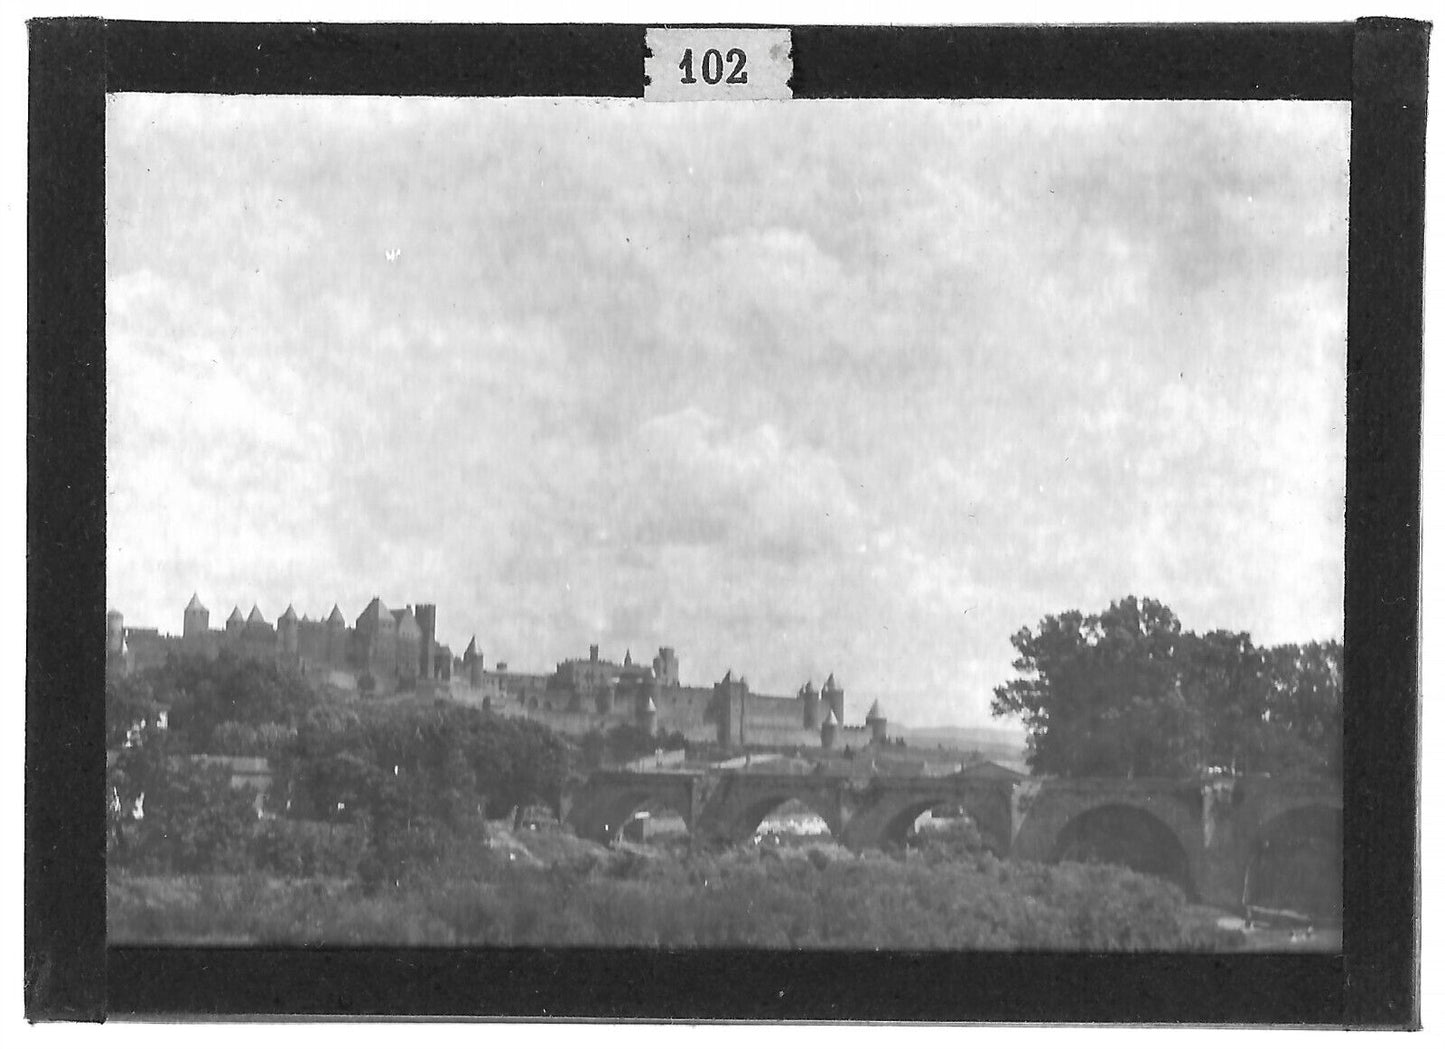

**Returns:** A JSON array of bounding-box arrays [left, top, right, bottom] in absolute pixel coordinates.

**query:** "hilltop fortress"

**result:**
[[106, 596, 887, 751]]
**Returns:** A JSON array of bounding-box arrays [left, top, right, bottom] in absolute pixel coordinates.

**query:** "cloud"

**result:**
[[608, 407, 860, 562]]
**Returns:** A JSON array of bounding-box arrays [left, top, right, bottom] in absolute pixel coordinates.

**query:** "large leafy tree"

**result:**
[[286, 702, 574, 825], [992, 596, 1340, 778], [1259, 641, 1342, 775], [992, 597, 1191, 776], [1177, 629, 1272, 773]]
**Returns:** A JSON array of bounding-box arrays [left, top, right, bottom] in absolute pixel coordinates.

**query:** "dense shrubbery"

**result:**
[[210, 720, 298, 757], [108, 748, 259, 874], [109, 841, 1241, 950], [250, 820, 368, 880], [907, 816, 989, 862]]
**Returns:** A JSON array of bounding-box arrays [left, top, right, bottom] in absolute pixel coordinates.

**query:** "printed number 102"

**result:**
[[678, 47, 748, 85]]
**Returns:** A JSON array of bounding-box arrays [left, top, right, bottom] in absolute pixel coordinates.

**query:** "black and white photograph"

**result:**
[[99, 86, 1352, 954]]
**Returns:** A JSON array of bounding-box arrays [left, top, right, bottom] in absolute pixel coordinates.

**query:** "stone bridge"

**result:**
[[558, 768, 1340, 913]]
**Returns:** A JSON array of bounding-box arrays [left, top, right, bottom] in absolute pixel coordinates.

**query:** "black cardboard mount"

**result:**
[[26, 18, 1426, 1026]]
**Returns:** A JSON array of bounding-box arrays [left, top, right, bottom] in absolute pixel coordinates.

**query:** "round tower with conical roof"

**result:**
[[821, 673, 844, 726], [821, 707, 839, 750], [183, 593, 209, 640], [865, 699, 888, 744], [325, 604, 347, 665], [463, 635, 482, 686], [278, 604, 299, 657], [799, 680, 820, 729], [242, 604, 275, 660], [225, 606, 245, 638]]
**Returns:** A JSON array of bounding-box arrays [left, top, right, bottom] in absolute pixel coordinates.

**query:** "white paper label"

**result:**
[[645, 28, 793, 102]]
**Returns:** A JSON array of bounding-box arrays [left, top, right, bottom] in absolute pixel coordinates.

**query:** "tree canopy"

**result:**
[[108, 654, 578, 880], [991, 596, 1339, 778], [286, 701, 575, 822], [106, 650, 322, 752]]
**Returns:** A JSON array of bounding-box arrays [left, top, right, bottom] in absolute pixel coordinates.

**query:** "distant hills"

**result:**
[[890, 723, 1028, 764]]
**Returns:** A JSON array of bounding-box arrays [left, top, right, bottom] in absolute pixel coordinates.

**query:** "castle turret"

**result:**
[[183, 593, 209, 640], [106, 608, 125, 657], [800, 679, 820, 730], [326, 604, 347, 665], [226, 606, 245, 636], [821, 673, 844, 726], [278, 604, 299, 656], [865, 699, 888, 744], [243, 604, 275, 654], [463, 635, 482, 687], [356, 597, 396, 677], [821, 708, 839, 750]]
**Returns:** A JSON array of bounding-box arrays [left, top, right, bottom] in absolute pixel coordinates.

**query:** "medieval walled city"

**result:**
[[107, 594, 887, 752]]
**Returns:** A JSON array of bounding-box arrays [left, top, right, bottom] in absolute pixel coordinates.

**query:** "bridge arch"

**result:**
[[840, 789, 1013, 854], [738, 793, 840, 842], [1012, 786, 1204, 898], [699, 785, 844, 846], [565, 779, 697, 843], [1050, 803, 1195, 895]]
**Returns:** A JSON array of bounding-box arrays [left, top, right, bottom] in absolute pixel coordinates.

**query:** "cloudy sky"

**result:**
[[106, 95, 1347, 727]]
